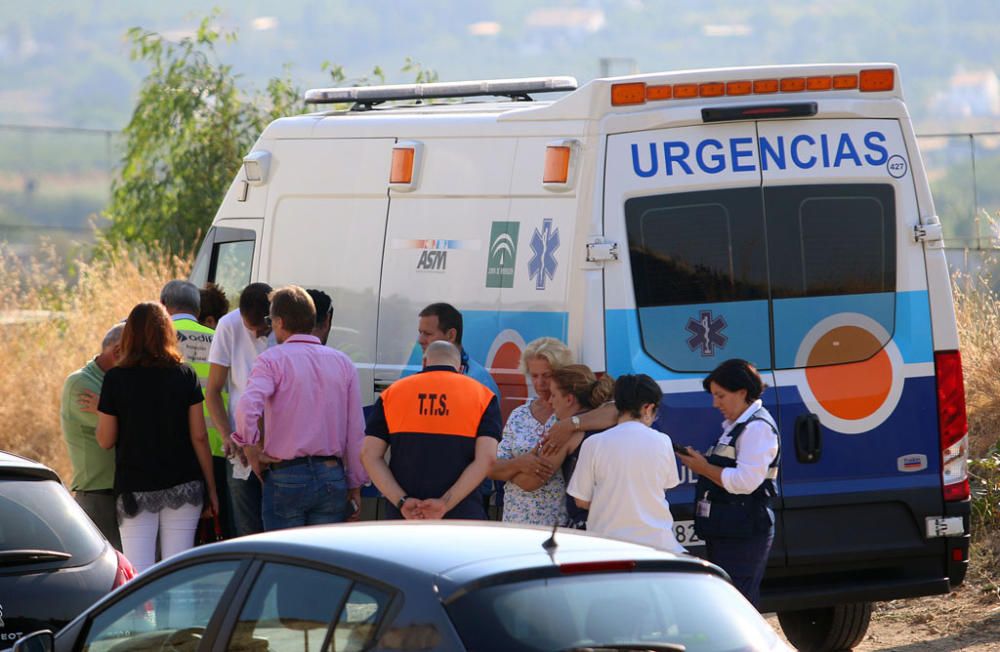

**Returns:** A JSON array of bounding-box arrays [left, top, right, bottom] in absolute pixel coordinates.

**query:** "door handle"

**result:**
[[794, 413, 822, 463], [374, 379, 394, 394]]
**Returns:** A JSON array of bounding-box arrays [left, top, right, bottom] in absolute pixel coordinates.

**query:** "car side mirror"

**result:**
[[13, 631, 54, 652]]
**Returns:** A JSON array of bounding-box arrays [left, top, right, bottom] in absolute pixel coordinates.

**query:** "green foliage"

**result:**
[[102, 9, 440, 254], [103, 12, 304, 253]]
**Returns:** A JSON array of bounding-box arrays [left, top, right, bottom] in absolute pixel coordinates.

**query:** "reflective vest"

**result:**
[[694, 409, 780, 540], [173, 317, 226, 457]]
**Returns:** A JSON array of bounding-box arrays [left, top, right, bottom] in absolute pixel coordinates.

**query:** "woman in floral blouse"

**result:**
[[489, 337, 574, 526]]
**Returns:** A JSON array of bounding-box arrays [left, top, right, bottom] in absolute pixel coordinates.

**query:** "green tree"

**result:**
[[103, 13, 303, 253]]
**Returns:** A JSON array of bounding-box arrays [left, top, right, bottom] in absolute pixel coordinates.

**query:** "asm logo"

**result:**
[[416, 250, 447, 272]]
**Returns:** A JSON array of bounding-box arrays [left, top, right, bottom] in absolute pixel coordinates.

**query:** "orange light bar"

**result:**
[[833, 74, 859, 90], [860, 68, 894, 92], [389, 147, 415, 184], [611, 68, 893, 106], [780, 77, 806, 92], [727, 81, 752, 96], [806, 76, 833, 91], [646, 84, 672, 100], [611, 82, 646, 106], [673, 83, 698, 99], [700, 82, 725, 97], [753, 79, 779, 94], [543, 146, 572, 184]]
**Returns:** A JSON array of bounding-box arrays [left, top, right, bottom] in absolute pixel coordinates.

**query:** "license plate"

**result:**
[[673, 520, 704, 547]]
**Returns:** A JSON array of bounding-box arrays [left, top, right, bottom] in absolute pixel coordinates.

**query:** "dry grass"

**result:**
[[0, 241, 189, 480], [953, 267, 1000, 458]]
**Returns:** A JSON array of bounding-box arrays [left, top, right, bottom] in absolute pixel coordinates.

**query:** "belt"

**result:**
[[75, 488, 114, 496], [270, 455, 341, 471]]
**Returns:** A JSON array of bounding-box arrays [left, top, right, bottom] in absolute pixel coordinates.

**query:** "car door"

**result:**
[[60, 559, 245, 652]]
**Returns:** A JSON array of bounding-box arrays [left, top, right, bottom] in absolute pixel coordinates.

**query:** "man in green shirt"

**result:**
[[60, 323, 124, 550]]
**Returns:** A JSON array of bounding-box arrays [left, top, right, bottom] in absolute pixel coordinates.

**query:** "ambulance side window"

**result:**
[[190, 226, 257, 299], [212, 240, 254, 298]]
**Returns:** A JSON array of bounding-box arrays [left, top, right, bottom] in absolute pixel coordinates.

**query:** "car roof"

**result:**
[[185, 521, 723, 598], [0, 450, 60, 481]]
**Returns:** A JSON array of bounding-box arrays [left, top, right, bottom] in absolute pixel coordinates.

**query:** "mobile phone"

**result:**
[[672, 442, 690, 456]]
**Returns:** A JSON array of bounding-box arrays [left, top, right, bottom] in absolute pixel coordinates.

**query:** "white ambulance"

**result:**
[[191, 63, 970, 651]]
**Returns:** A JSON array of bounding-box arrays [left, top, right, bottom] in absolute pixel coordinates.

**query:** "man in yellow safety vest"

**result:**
[[161, 279, 232, 538]]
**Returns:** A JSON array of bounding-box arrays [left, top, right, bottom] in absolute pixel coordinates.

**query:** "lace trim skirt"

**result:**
[[117, 480, 204, 521]]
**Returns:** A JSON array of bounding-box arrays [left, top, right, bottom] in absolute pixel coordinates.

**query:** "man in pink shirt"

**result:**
[[234, 285, 368, 531]]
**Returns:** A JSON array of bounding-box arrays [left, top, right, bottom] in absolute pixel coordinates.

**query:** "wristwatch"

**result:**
[[571, 415, 581, 431], [396, 495, 410, 510]]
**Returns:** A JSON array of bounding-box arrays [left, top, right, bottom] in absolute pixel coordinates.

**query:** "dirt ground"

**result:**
[[765, 576, 1000, 651]]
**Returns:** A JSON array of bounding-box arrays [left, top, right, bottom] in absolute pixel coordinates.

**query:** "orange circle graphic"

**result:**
[[804, 326, 893, 421]]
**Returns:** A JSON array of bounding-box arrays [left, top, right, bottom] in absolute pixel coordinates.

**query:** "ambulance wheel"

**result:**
[[777, 602, 872, 651]]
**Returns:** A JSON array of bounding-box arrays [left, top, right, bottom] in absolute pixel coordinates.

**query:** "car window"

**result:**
[[227, 562, 352, 652], [0, 478, 104, 566], [333, 583, 392, 652], [82, 560, 240, 652], [446, 571, 780, 652]]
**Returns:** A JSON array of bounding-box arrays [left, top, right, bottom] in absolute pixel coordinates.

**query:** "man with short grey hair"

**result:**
[[160, 279, 233, 537], [61, 323, 125, 549], [160, 279, 202, 319]]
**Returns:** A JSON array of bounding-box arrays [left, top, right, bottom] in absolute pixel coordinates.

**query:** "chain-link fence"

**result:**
[[0, 124, 121, 257], [918, 132, 1000, 284]]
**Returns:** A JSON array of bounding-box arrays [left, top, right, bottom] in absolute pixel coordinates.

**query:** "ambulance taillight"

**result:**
[[935, 350, 969, 502]]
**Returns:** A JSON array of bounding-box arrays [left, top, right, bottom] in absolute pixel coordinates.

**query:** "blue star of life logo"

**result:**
[[528, 218, 560, 290], [686, 310, 728, 356]]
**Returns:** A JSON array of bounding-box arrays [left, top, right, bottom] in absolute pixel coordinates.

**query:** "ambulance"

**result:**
[[190, 63, 970, 651]]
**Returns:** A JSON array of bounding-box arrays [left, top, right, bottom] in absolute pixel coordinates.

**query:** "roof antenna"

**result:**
[[542, 521, 559, 553]]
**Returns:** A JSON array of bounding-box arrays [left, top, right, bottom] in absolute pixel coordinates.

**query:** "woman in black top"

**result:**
[[97, 302, 218, 572]]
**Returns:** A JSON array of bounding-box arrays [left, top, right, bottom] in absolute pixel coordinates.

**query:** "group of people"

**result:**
[[60, 280, 779, 606]]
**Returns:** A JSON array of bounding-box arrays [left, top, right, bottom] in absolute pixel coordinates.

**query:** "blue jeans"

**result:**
[[226, 459, 263, 537], [261, 459, 348, 531]]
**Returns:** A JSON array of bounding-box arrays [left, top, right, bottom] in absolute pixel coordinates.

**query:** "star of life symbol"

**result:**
[[528, 218, 560, 290], [686, 310, 728, 356]]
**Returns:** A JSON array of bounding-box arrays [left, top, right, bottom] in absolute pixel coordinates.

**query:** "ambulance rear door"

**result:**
[[757, 118, 944, 574], [603, 123, 781, 555]]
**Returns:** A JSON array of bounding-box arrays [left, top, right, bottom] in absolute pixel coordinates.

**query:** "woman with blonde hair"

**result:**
[[489, 337, 574, 525], [97, 302, 218, 573]]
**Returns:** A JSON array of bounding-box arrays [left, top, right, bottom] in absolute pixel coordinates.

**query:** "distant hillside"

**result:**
[[1, 0, 999, 130]]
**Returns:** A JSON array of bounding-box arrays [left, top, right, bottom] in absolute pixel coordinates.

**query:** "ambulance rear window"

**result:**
[[625, 183, 896, 372], [766, 184, 895, 298]]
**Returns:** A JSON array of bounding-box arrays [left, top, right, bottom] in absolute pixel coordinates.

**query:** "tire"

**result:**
[[777, 602, 872, 651]]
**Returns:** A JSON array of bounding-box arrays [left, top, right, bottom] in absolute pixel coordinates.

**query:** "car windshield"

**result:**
[[0, 478, 105, 566], [446, 571, 781, 652]]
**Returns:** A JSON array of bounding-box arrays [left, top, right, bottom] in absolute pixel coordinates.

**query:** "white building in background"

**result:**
[[931, 69, 1000, 117]]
